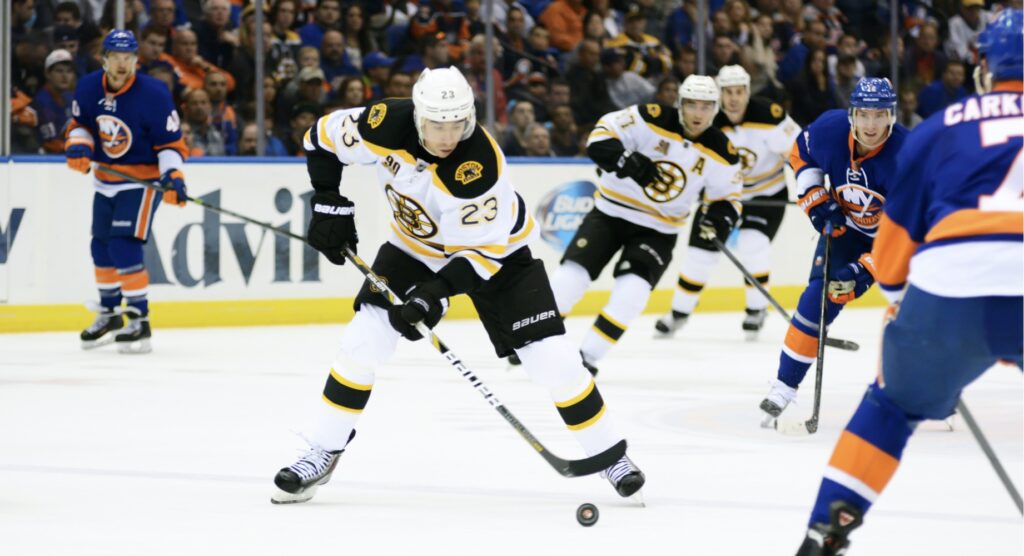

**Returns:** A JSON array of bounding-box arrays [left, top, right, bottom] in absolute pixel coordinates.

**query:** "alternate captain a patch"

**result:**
[[455, 160, 484, 185], [367, 103, 387, 129]]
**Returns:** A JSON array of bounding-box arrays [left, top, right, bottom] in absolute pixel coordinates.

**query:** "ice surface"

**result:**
[[1, 308, 1020, 555]]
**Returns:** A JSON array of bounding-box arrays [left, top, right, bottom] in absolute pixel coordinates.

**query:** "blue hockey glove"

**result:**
[[160, 169, 188, 207], [828, 254, 877, 304], [798, 186, 847, 237]]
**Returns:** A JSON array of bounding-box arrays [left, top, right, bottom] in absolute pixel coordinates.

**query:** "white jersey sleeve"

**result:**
[[302, 107, 378, 165]]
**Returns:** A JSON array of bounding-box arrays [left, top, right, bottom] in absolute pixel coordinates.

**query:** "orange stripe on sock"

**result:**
[[783, 324, 819, 358], [95, 266, 119, 286], [828, 430, 900, 494], [119, 270, 149, 292]]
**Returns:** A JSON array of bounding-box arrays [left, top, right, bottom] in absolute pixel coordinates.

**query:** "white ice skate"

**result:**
[[653, 310, 688, 338], [759, 379, 798, 428]]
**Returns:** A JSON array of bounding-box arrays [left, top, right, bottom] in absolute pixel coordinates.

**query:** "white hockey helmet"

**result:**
[[412, 66, 477, 142], [716, 65, 751, 91], [677, 75, 720, 128]]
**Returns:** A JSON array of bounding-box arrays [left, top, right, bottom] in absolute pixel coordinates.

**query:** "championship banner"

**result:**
[[534, 180, 597, 252]]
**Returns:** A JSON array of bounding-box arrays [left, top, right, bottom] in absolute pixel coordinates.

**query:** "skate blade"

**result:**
[[631, 490, 646, 508], [270, 485, 318, 505], [81, 337, 115, 350], [116, 339, 152, 354], [760, 413, 778, 429]]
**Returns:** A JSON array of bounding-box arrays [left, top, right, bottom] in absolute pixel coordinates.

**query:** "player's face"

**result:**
[[103, 52, 137, 87], [720, 85, 749, 116], [421, 119, 467, 158], [681, 99, 716, 135], [852, 107, 892, 149]]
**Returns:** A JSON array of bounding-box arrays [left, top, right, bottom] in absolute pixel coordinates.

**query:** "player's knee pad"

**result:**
[[338, 305, 400, 370], [517, 335, 590, 394], [604, 273, 652, 321], [854, 382, 918, 436], [736, 229, 770, 261], [90, 237, 115, 267], [613, 243, 671, 287], [106, 236, 145, 272], [551, 260, 592, 315]]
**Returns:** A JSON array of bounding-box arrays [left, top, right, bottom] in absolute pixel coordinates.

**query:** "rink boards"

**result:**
[[0, 157, 885, 332]]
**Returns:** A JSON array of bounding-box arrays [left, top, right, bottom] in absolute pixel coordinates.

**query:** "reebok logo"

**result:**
[[512, 310, 557, 331], [112, 220, 132, 227], [313, 203, 354, 216]]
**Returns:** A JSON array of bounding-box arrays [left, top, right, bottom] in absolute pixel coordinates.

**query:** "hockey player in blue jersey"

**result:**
[[759, 77, 908, 426], [66, 30, 189, 354], [795, 10, 1023, 555]]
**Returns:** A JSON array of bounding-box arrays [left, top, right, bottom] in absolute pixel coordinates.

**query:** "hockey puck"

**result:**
[[576, 503, 599, 527]]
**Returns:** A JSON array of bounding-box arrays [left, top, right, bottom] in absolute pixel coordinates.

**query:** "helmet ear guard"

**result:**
[[412, 66, 477, 143]]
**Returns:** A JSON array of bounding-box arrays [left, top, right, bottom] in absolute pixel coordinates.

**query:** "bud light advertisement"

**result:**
[[535, 180, 597, 252]]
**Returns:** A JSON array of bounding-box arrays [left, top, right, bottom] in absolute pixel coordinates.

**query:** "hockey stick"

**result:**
[[98, 164, 628, 477], [956, 399, 1024, 515], [741, 199, 796, 208], [775, 227, 832, 435], [710, 236, 859, 351]]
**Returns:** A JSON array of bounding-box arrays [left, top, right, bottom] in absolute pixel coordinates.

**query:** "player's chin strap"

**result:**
[[96, 163, 627, 478]]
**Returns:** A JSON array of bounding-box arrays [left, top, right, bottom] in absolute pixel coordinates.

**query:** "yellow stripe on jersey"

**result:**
[[745, 159, 785, 183], [739, 122, 778, 130], [642, 121, 684, 143], [481, 127, 505, 175], [318, 117, 336, 152], [509, 215, 536, 244], [362, 138, 417, 165], [459, 251, 500, 276], [390, 223, 446, 259], [694, 143, 731, 166], [445, 243, 508, 256], [598, 186, 689, 227], [743, 174, 786, 196]]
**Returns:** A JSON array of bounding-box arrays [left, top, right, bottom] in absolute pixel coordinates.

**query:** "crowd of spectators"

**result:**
[[8, 0, 1020, 158]]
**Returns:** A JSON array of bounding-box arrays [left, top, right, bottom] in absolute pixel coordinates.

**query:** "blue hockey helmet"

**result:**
[[102, 29, 139, 54], [984, 9, 1023, 81]]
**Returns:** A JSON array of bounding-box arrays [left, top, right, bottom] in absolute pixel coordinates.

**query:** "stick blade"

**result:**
[[824, 337, 860, 351], [544, 439, 628, 477], [774, 418, 818, 436]]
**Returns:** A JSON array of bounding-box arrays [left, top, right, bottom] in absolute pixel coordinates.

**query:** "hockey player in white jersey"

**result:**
[[270, 67, 644, 504], [547, 75, 743, 374], [656, 65, 802, 339]]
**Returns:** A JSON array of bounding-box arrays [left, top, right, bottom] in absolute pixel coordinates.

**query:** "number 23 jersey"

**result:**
[[304, 98, 537, 281]]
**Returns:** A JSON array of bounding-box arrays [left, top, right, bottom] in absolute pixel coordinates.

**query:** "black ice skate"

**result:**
[[272, 430, 356, 504], [114, 310, 152, 354], [507, 352, 522, 366], [654, 310, 688, 337], [742, 308, 767, 341], [580, 350, 598, 377], [80, 307, 124, 349], [796, 501, 863, 556], [603, 454, 645, 497]]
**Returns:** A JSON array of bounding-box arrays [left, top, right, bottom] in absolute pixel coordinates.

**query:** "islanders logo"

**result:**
[[834, 177, 886, 231], [96, 115, 132, 158]]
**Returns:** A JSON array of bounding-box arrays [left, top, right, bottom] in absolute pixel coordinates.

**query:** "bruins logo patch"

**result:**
[[727, 141, 738, 156], [646, 104, 662, 118], [643, 161, 687, 203], [737, 146, 758, 175], [770, 103, 783, 118], [367, 103, 387, 129], [455, 161, 484, 185], [385, 184, 438, 239]]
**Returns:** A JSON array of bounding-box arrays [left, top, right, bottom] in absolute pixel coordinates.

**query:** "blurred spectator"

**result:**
[[548, 104, 581, 157], [492, 0, 535, 35], [145, 0, 180, 53], [12, 0, 40, 41], [903, 21, 947, 90], [238, 122, 288, 156], [582, 10, 610, 42], [708, 36, 742, 76], [865, 32, 908, 85], [10, 86, 40, 153], [384, 71, 413, 97], [466, 35, 508, 126], [786, 48, 838, 126], [342, 4, 377, 72], [525, 72, 550, 122], [138, 27, 171, 73], [295, 66, 328, 106], [195, 0, 237, 70], [602, 47, 655, 109], [336, 75, 366, 109], [399, 32, 450, 74], [147, 63, 177, 95], [654, 76, 679, 107], [523, 123, 554, 157], [898, 89, 923, 130], [547, 78, 571, 115], [606, 7, 673, 79], [724, 0, 753, 45], [745, 13, 783, 94], [168, 29, 237, 94], [945, 0, 989, 63], [280, 102, 321, 156], [98, 0, 141, 36], [270, 0, 302, 82], [525, 26, 561, 79], [205, 71, 237, 155], [827, 34, 866, 81], [53, 25, 99, 77], [321, 30, 360, 91], [465, 0, 485, 36], [179, 121, 203, 157], [13, 30, 49, 94], [33, 49, 77, 153], [801, 0, 845, 46], [409, 1, 471, 63], [503, 15, 559, 96], [229, 18, 276, 105], [565, 38, 615, 126], [834, 54, 859, 107], [777, 19, 826, 84], [588, 0, 620, 39], [299, 0, 342, 48], [917, 60, 968, 118], [183, 89, 227, 156], [502, 99, 535, 156], [52, 1, 100, 49], [665, 1, 696, 54], [774, 0, 806, 49], [539, 0, 585, 53], [671, 45, 697, 82], [363, 51, 395, 100]]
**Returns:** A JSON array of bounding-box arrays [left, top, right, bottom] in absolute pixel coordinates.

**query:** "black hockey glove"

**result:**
[[387, 279, 450, 341], [615, 151, 659, 188], [698, 200, 739, 241], [307, 191, 357, 265]]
